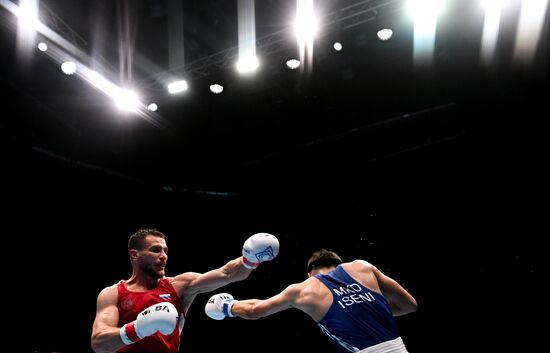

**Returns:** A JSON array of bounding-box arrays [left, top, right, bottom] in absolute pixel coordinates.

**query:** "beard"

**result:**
[[142, 264, 164, 279]]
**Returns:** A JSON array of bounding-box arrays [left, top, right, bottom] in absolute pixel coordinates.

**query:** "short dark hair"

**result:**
[[128, 228, 166, 251], [307, 249, 343, 273]]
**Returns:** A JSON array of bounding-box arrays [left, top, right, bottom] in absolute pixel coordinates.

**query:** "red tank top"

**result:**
[[117, 278, 185, 353]]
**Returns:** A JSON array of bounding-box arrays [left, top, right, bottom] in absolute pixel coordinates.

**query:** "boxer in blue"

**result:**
[[206, 249, 417, 353]]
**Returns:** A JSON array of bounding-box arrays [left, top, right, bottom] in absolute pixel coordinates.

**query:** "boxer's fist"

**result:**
[[242, 232, 279, 269], [205, 293, 236, 320], [120, 302, 179, 345]]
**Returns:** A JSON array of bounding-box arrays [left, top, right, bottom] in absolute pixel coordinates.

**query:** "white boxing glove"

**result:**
[[205, 293, 236, 320], [242, 232, 280, 269], [120, 302, 179, 345]]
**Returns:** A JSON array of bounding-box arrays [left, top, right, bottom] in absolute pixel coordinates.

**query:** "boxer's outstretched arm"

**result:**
[[205, 283, 307, 320], [176, 233, 280, 298]]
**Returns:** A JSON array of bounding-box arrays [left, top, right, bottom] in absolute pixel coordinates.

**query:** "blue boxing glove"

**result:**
[[205, 293, 236, 320], [241, 232, 280, 269]]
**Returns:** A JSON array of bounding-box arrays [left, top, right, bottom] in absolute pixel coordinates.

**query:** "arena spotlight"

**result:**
[[167, 80, 188, 94], [377, 28, 393, 41], [286, 59, 301, 69], [61, 61, 76, 75], [37, 42, 48, 51], [209, 84, 224, 94]]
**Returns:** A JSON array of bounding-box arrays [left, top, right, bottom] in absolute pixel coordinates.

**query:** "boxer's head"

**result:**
[[307, 249, 342, 275]]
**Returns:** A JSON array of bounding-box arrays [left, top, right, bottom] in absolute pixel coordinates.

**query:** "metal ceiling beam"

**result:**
[[140, 0, 403, 90], [0, 0, 117, 73]]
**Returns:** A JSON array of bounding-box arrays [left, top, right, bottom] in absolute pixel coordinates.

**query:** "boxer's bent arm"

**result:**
[[372, 264, 418, 316], [91, 286, 126, 353]]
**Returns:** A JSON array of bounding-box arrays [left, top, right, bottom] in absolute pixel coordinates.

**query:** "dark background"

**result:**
[[1, 0, 546, 352]]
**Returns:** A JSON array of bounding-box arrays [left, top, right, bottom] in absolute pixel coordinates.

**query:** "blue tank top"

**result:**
[[315, 265, 400, 353]]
